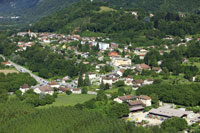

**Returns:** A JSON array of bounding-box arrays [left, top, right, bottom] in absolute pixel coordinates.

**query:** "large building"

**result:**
[[112, 57, 132, 66], [149, 107, 190, 119]]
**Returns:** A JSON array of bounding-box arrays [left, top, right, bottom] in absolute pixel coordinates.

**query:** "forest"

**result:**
[[136, 83, 200, 106], [31, 0, 200, 45], [13, 45, 79, 79], [0, 73, 37, 92], [0, 93, 191, 133]]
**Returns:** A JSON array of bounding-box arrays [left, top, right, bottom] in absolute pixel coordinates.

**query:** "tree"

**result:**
[[16, 90, 22, 100], [44, 94, 55, 104], [78, 74, 84, 87], [66, 90, 72, 95], [84, 74, 90, 86], [0, 89, 8, 103], [114, 80, 125, 87], [81, 87, 88, 94], [104, 83, 110, 90], [161, 117, 188, 132], [96, 90, 107, 102], [150, 93, 159, 107], [100, 81, 105, 90], [108, 102, 129, 118]]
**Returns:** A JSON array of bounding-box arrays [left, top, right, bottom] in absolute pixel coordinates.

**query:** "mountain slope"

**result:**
[[103, 0, 200, 13], [0, 0, 78, 29]]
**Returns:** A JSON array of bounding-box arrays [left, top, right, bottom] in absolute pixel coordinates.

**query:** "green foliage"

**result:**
[[136, 83, 200, 106], [0, 105, 139, 133], [82, 87, 88, 94], [96, 90, 107, 102], [161, 117, 188, 132], [66, 90, 72, 95], [114, 80, 125, 87], [78, 74, 84, 87], [0, 88, 8, 103], [17, 45, 78, 79], [0, 73, 37, 92], [108, 102, 129, 118]]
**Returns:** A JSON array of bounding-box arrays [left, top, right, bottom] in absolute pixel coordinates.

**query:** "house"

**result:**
[[102, 77, 113, 85], [114, 95, 137, 103], [139, 63, 151, 70], [72, 88, 81, 94], [152, 67, 162, 73], [1, 62, 12, 67], [108, 51, 118, 57], [137, 95, 152, 106], [58, 86, 70, 93], [132, 84, 140, 90], [144, 79, 154, 85], [117, 69, 125, 77], [48, 81, 60, 88], [149, 107, 190, 119], [128, 100, 144, 112], [125, 80, 133, 86], [19, 84, 30, 94], [110, 43, 118, 48], [133, 79, 144, 86], [112, 57, 132, 66], [88, 72, 97, 80], [38, 85, 54, 95]]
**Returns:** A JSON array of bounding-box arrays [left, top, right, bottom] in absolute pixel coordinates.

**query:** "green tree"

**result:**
[[0, 89, 8, 103], [66, 90, 72, 95], [161, 117, 188, 132], [82, 87, 88, 94], [84, 74, 90, 86], [96, 90, 107, 102], [108, 102, 130, 118], [78, 74, 84, 87]]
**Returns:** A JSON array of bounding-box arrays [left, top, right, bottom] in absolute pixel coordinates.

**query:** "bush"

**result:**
[[66, 90, 72, 95]]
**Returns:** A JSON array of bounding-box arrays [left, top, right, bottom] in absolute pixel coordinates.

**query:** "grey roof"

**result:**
[[149, 107, 190, 118]]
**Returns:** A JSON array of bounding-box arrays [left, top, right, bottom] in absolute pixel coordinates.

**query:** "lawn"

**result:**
[[38, 94, 96, 109], [99, 6, 115, 12]]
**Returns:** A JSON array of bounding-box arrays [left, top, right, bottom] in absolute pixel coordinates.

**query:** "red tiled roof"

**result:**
[[138, 95, 151, 100], [128, 100, 143, 106], [20, 84, 29, 89], [140, 63, 150, 69]]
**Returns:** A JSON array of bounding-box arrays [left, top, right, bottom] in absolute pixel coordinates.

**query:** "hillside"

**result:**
[[0, 0, 78, 30], [103, 0, 200, 13], [32, 0, 200, 45]]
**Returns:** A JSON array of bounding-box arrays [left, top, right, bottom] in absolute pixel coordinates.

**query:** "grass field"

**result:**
[[38, 94, 96, 109], [99, 6, 115, 12]]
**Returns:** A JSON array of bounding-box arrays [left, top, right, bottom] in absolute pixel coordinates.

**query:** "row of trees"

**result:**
[[136, 83, 200, 106]]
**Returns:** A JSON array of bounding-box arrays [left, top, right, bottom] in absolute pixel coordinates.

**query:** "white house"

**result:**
[[72, 88, 81, 94], [88, 72, 97, 80], [38, 85, 54, 95], [19, 84, 30, 94], [144, 79, 154, 85], [137, 95, 152, 107], [114, 95, 137, 103], [99, 42, 110, 50], [102, 77, 113, 85]]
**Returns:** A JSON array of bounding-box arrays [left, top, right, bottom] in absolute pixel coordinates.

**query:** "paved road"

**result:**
[[0, 55, 48, 85]]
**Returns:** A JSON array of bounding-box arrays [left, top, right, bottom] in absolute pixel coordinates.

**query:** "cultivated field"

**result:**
[[0, 69, 19, 75]]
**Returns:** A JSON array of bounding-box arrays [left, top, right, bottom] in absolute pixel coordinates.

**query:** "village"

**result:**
[[1, 30, 200, 127]]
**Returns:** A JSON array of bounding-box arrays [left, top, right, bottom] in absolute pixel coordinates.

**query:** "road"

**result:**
[[0, 54, 48, 85], [0, 54, 112, 97]]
